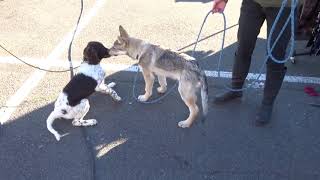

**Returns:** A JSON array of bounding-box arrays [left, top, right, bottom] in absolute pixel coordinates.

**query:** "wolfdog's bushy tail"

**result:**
[[200, 71, 208, 115]]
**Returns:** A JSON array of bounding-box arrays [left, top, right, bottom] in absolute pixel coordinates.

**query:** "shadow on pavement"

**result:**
[[1, 35, 320, 180], [0, 102, 92, 180]]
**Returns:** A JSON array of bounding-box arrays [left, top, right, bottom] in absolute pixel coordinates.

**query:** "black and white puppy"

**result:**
[[47, 41, 121, 141]]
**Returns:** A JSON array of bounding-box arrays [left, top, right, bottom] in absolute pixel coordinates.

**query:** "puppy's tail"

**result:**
[[200, 72, 208, 116], [46, 111, 62, 141]]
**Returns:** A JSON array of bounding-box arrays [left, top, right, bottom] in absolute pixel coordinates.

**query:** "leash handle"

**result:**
[[193, 10, 226, 78], [266, 0, 298, 63]]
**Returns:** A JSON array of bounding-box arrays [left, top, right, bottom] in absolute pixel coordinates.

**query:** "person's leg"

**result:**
[[256, 7, 291, 126], [213, 0, 265, 104]]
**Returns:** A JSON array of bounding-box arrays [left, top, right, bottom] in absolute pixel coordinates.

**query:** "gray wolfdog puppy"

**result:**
[[109, 26, 208, 128]]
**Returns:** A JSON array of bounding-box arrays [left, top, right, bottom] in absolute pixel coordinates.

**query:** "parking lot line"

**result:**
[[1, 56, 320, 85], [0, 0, 107, 124]]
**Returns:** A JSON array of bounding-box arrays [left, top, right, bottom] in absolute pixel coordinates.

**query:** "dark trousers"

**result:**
[[233, 0, 291, 105]]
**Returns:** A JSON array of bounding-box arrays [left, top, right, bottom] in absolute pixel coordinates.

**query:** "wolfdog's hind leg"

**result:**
[[177, 82, 199, 128], [157, 75, 167, 94]]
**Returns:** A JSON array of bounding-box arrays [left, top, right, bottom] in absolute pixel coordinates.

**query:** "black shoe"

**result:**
[[255, 67, 287, 126], [212, 91, 243, 104], [255, 104, 273, 126]]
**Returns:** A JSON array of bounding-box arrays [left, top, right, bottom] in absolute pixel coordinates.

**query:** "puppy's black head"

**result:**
[[83, 41, 111, 65]]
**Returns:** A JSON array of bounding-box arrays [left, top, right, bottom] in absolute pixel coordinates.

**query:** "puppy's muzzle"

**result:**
[[104, 51, 111, 58]]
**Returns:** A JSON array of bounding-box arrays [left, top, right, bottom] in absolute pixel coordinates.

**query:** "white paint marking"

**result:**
[[204, 70, 320, 84], [95, 138, 128, 159], [1, 56, 320, 85], [0, 0, 107, 124]]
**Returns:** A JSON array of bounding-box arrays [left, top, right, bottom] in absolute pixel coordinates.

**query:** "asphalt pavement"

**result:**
[[0, 0, 320, 180]]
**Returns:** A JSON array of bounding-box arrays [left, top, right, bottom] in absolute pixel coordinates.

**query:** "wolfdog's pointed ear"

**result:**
[[119, 25, 129, 38], [117, 36, 123, 42]]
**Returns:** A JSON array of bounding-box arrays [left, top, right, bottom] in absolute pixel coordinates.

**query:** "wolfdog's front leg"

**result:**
[[139, 68, 154, 102]]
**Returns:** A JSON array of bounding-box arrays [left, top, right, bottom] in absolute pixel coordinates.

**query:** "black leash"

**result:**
[[1, 0, 96, 179], [0, 0, 84, 74], [0, 44, 80, 72], [67, 0, 83, 78], [69, 1, 96, 180]]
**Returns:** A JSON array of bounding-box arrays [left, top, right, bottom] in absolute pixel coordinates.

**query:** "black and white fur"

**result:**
[[46, 41, 121, 141]]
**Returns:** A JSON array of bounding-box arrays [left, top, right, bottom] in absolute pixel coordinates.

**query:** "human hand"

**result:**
[[212, 0, 227, 13]]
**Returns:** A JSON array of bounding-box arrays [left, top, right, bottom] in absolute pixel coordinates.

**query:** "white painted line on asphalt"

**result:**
[[1, 56, 320, 85], [203, 70, 320, 84], [96, 138, 128, 159], [0, 0, 107, 124]]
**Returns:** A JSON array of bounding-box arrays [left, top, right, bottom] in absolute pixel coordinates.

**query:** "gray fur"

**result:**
[[110, 25, 209, 128], [155, 50, 185, 71]]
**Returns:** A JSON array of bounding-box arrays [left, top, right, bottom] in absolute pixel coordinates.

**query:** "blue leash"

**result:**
[[195, 0, 298, 92], [132, 0, 298, 103], [132, 69, 178, 104], [131, 10, 215, 104], [219, 0, 297, 91]]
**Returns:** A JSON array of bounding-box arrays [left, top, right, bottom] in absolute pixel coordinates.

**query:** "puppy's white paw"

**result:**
[[138, 95, 149, 102], [178, 120, 191, 128], [72, 120, 82, 126], [85, 119, 98, 126], [72, 119, 97, 127], [107, 82, 116, 88], [157, 86, 167, 94], [113, 96, 122, 102], [54, 134, 61, 141]]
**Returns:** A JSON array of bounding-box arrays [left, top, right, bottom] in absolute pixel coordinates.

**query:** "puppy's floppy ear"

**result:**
[[119, 25, 129, 38], [83, 45, 99, 64]]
